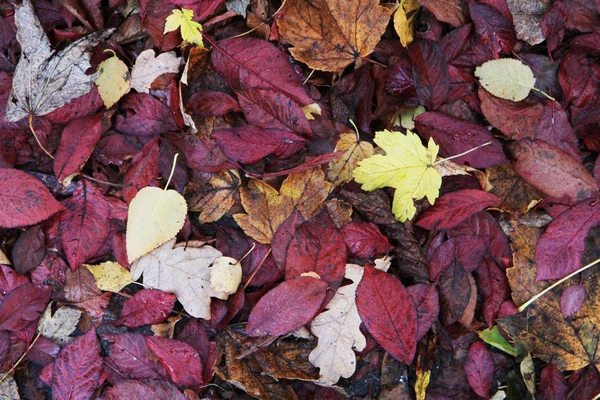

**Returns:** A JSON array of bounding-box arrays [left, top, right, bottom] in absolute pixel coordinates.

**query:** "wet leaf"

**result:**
[[116, 289, 176, 328]]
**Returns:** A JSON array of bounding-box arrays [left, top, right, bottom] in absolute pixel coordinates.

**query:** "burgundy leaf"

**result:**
[[116, 289, 176, 328], [104, 332, 166, 381], [559, 51, 600, 109], [386, 59, 416, 98], [0, 264, 29, 301], [542, 0, 567, 53], [407, 284, 439, 341], [0, 168, 64, 228], [145, 336, 204, 387], [560, 284, 586, 318], [415, 112, 507, 168], [506, 139, 597, 204], [52, 329, 102, 400], [246, 277, 328, 337], [59, 180, 111, 270], [12, 225, 46, 275], [0, 284, 51, 338], [464, 341, 494, 398], [408, 39, 449, 110], [356, 266, 417, 364], [438, 257, 473, 325], [420, 0, 468, 27], [535, 199, 600, 280], [469, 0, 516, 56], [115, 93, 178, 136], [475, 257, 510, 326], [285, 213, 346, 287], [213, 126, 306, 164], [271, 211, 305, 268], [122, 137, 160, 203], [101, 380, 187, 400], [479, 88, 544, 139], [538, 362, 570, 400], [417, 189, 500, 231], [45, 86, 104, 124], [340, 222, 392, 259], [186, 90, 240, 117], [429, 237, 487, 282], [53, 113, 110, 182]]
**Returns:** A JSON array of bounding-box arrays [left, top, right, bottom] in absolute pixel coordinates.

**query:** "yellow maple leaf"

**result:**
[[164, 8, 204, 48], [353, 130, 442, 222]]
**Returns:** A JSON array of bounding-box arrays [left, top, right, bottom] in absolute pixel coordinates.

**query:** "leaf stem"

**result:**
[[164, 153, 179, 190], [29, 113, 54, 159], [434, 141, 492, 165], [518, 256, 600, 312], [530, 86, 555, 101]]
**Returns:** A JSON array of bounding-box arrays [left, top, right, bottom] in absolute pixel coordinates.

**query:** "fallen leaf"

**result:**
[[84, 261, 132, 293], [0, 168, 64, 228], [95, 54, 130, 108], [560, 284, 586, 318], [234, 168, 331, 244], [164, 8, 204, 48], [103, 332, 166, 380], [100, 380, 187, 400], [393, 0, 420, 47], [187, 170, 240, 223], [226, 0, 251, 17], [407, 284, 440, 340], [38, 305, 82, 346], [478, 326, 518, 356], [130, 239, 226, 319], [327, 132, 374, 187], [356, 266, 417, 364], [130, 49, 181, 93], [506, 0, 550, 45], [340, 222, 392, 259], [486, 163, 543, 215], [301, 103, 322, 120], [210, 256, 242, 295], [475, 59, 536, 102], [278, 0, 391, 71], [246, 276, 328, 337], [469, 1, 516, 57], [324, 198, 353, 228], [126, 186, 188, 263], [116, 289, 176, 328], [0, 250, 9, 265], [309, 264, 366, 385], [0, 374, 18, 400], [464, 341, 494, 398], [538, 362, 569, 400], [353, 130, 442, 222], [146, 336, 204, 386], [409, 39, 450, 110], [5, 0, 112, 122]]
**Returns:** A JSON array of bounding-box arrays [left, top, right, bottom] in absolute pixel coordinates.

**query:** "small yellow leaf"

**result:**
[[474, 58, 536, 102], [353, 130, 442, 222], [95, 55, 130, 108], [210, 256, 242, 295], [393, 0, 420, 48], [84, 261, 132, 293], [399, 105, 426, 130], [164, 8, 204, 48], [0, 249, 10, 265], [302, 103, 322, 120], [126, 186, 188, 263]]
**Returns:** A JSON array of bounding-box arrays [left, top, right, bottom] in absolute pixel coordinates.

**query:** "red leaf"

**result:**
[[116, 290, 176, 328], [560, 284, 586, 318], [474, 257, 510, 327], [420, 0, 468, 27], [0, 284, 51, 339], [559, 51, 600, 109], [271, 211, 305, 268], [52, 329, 102, 400], [464, 341, 494, 398], [182, 134, 235, 173], [417, 189, 500, 231], [0, 168, 65, 228], [356, 266, 417, 364], [186, 90, 240, 117], [104, 332, 166, 380], [407, 284, 439, 341], [438, 257, 473, 325], [145, 336, 204, 387], [340, 222, 392, 259], [45, 86, 103, 125], [506, 139, 597, 204], [53, 113, 110, 182], [469, 0, 515, 57], [538, 362, 569, 400], [248, 152, 343, 178], [246, 277, 328, 337], [12, 225, 46, 274], [415, 112, 507, 168], [101, 380, 187, 400], [541, 0, 567, 53], [408, 39, 449, 110], [213, 126, 306, 164], [285, 213, 346, 287], [59, 180, 111, 270], [535, 199, 600, 280], [429, 237, 487, 282], [115, 93, 178, 136], [0, 264, 29, 301], [122, 137, 160, 203]]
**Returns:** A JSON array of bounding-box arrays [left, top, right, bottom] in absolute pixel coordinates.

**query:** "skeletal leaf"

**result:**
[[38, 305, 82, 346], [130, 239, 227, 319], [164, 8, 204, 48], [131, 50, 181, 93], [475, 59, 536, 102], [126, 186, 188, 263], [309, 264, 366, 385], [95, 54, 130, 108], [84, 261, 132, 293], [5, 0, 113, 122]]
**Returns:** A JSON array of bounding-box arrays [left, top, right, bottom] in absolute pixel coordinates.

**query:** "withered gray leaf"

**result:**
[[5, 0, 113, 122]]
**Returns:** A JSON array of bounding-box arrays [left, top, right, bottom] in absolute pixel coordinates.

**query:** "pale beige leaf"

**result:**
[[84, 261, 132, 293], [0, 249, 10, 265], [0, 374, 19, 400], [6, 0, 113, 121], [38, 305, 82, 346], [210, 256, 242, 294], [327, 133, 374, 187], [475, 59, 536, 102], [131, 49, 181, 93], [130, 239, 226, 319], [309, 264, 366, 385], [126, 186, 188, 263], [301, 103, 322, 120], [95, 55, 130, 108]]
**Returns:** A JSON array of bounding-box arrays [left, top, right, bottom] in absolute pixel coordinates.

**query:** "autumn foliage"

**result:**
[[1, 0, 600, 399]]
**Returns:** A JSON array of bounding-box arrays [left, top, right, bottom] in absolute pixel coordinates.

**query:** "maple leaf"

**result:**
[[309, 264, 366, 385], [164, 8, 204, 48], [130, 239, 228, 319], [353, 130, 442, 222], [277, 0, 391, 71], [5, 0, 113, 122]]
